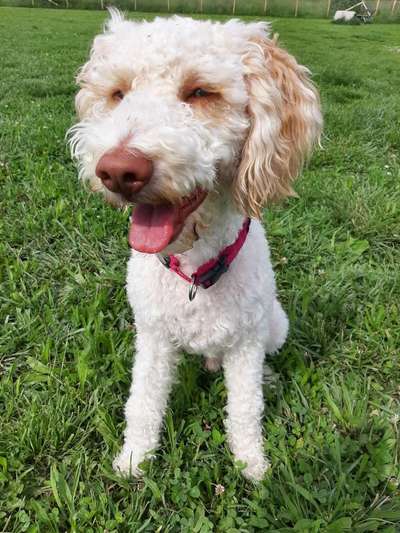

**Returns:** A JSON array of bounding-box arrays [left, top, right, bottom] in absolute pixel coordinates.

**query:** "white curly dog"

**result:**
[[69, 9, 322, 481]]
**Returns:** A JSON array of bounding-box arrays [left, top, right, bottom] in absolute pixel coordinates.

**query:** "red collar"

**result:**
[[159, 218, 251, 300]]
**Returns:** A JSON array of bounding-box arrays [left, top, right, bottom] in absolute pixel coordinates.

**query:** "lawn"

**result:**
[[1, 7, 400, 532]]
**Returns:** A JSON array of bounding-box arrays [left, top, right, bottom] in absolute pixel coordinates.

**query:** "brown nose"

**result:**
[[95, 148, 153, 199]]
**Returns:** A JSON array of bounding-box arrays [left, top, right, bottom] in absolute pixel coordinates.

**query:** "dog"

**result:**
[[69, 9, 322, 481]]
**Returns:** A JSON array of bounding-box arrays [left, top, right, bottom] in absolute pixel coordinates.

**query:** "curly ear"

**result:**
[[234, 35, 322, 218]]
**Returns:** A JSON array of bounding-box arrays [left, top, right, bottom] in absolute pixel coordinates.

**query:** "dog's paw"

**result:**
[[238, 455, 270, 482], [112, 449, 144, 478]]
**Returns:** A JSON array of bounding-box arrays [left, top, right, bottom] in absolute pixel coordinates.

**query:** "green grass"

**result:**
[[1, 7, 400, 532]]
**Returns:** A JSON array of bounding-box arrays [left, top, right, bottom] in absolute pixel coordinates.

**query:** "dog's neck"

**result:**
[[162, 186, 246, 271]]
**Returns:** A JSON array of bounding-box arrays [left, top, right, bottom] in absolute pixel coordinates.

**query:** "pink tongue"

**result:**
[[129, 203, 178, 253]]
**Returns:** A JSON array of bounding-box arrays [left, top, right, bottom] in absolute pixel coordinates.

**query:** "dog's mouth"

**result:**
[[128, 188, 207, 253]]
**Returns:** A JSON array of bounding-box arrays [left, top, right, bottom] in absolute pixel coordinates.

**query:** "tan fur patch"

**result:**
[[75, 63, 134, 118], [179, 74, 223, 102], [179, 74, 228, 123]]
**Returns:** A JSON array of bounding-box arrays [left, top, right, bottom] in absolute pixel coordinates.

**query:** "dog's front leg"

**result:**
[[113, 329, 179, 477], [223, 343, 269, 481]]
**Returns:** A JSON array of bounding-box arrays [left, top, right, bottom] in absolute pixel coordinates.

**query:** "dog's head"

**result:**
[[69, 10, 322, 253]]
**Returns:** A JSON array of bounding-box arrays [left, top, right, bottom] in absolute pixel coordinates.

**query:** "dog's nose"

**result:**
[[96, 148, 153, 198]]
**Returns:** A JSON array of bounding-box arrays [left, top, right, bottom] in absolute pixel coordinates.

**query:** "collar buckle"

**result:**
[[195, 256, 229, 289]]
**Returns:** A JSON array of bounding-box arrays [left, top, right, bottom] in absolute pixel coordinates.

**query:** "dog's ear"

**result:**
[[234, 32, 322, 219]]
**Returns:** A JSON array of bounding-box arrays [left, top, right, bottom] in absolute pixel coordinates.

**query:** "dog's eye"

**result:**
[[112, 90, 125, 102], [181, 84, 219, 105], [190, 88, 209, 98]]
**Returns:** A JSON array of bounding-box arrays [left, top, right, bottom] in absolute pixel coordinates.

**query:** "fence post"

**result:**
[[326, 0, 331, 17], [294, 0, 299, 16], [264, 0, 267, 14], [232, 0, 236, 15], [375, 0, 381, 14], [167, 0, 170, 11]]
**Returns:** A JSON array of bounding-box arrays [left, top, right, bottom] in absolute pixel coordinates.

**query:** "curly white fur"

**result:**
[[69, 10, 322, 481]]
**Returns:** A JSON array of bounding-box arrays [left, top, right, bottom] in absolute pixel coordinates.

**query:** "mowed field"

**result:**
[[1, 7, 400, 532]]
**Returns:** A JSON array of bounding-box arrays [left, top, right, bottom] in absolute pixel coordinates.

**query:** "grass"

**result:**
[[1, 6, 400, 532]]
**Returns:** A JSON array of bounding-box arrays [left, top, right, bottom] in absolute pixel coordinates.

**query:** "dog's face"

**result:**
[[69, 11, 322, 253]]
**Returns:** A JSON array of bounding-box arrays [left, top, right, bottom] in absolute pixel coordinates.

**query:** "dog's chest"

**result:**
[[126, 253, 255, 355]]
